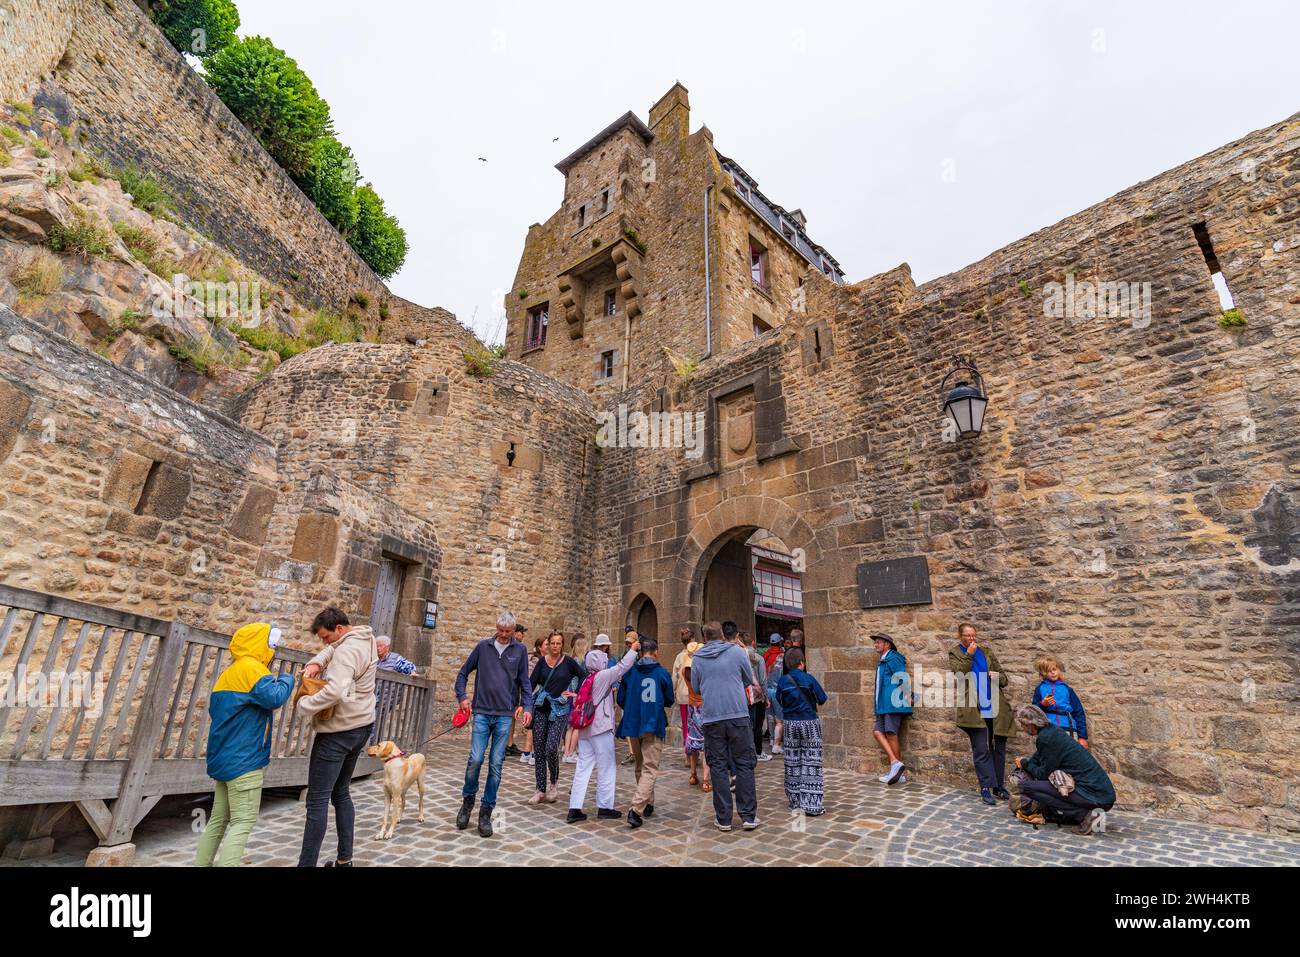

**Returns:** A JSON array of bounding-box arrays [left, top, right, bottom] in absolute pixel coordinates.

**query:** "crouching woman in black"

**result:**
[[1013, 705, 1115, 835]]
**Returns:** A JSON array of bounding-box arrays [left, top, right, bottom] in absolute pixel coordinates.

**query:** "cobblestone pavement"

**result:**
[[8, 739, 1300, 866]]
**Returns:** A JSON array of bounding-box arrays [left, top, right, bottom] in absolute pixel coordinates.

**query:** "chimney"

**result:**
[[788, 209, 807, 229], [648, 82, 690, 139]]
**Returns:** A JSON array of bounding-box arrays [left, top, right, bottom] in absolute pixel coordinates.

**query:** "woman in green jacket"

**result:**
[[949, 622, 1014, 805]]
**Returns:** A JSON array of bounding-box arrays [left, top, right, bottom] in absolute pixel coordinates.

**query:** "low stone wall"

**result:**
[[0, 305, 435, 648]]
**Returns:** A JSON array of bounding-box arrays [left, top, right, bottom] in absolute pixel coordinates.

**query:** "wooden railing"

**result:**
[[0, 584, 435, 857]]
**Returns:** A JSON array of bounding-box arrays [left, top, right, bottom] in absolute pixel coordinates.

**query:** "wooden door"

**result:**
[[372, 558, 405, 638]]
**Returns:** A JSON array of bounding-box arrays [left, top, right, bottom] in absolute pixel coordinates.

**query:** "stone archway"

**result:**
[[664, 495, 826, 643]]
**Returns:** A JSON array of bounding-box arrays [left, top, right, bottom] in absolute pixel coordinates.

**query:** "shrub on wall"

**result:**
[[152, 0, 240, 59], [203, 36, 332, 179], [349, 185, 408, 279], [295, 137, 359, 234]]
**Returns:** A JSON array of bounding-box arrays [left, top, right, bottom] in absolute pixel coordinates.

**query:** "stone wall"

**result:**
[[234, 311, 600, 704], [0, 305, 435, 649], [594, 111, 1300, 832], [11, 0, 387, 310], [0, 0, 76, 102]]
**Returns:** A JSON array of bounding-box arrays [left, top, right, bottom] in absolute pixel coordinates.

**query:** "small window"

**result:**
[[602, 187, 612, 214], [600, 350, 615, 379], [752, 315, 772, 338], [750, 239, 768, 291], [782, 222, 794, 241], [605, 289, 617, 316], [577, 205, 586, 228], [526, 303, 548, 350], [735, 181, 748, 200]]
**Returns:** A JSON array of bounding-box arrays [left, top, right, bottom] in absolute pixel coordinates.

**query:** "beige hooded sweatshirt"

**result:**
[[297, 625, 378, 734]]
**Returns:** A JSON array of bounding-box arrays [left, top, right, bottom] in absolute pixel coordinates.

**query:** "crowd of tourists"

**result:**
[[192, 606, 1115, 866]]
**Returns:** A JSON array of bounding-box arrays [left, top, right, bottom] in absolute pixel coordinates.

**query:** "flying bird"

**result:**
[[477, 156, 488, 162]]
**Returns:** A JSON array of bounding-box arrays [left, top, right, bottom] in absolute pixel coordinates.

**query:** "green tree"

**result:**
[[296, 137, 359, 233], [203, 36, 332, 178], [151, 0, 240, 59], [349, 185, 408, 279]]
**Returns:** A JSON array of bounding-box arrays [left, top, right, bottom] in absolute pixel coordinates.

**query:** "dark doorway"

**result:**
[[635, 597, 659, 644], [700, 529, 803, 640]]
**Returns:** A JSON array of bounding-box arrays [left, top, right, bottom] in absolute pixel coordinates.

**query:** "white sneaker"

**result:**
[[771, 746, 782, 754], [896, 773, 908, 785], [887, 760, 905, 784], [877, 772, 893, 784], [563, 754, 576, 764], [756, 752, 773, 762], [527, 754, 536, 766], [519, 753, 529, 764], [742, 818, 761, 831]]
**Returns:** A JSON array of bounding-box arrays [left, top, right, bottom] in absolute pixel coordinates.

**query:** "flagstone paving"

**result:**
[[7, 739, 1300, 866]]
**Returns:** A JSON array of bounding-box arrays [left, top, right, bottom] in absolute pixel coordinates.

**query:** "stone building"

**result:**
[[506, 84, 843, 397], [2, 0, 1299, 834]]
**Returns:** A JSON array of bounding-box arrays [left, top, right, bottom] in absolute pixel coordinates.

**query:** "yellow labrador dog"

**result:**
[[366, 741, 426, 839]]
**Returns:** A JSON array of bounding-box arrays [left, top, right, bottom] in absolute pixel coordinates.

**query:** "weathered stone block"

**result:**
[[0, 378, 31, 462], [291, 512, 340, 566], [136, 462, 191, 521], [101, 450, 153, 509], [227, 484, 277, 545]]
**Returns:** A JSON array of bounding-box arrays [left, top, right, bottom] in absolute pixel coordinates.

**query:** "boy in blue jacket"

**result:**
[[871, 633, 912, 785], [195, 622, 295, 866], [616, 635, 675, 829], [1032, 655, 1090, 749]]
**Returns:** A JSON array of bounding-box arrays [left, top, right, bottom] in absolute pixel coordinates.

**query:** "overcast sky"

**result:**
[[235, 0, 1299, 344]]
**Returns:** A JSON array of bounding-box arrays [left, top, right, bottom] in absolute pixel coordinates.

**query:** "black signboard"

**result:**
[[856, 556, 932, 608]]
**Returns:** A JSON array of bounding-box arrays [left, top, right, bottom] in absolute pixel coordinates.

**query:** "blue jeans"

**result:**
[[462, 713, 513, 808]]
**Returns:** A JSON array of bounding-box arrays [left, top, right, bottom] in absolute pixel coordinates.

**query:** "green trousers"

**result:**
[[195, 768, 264, 867]]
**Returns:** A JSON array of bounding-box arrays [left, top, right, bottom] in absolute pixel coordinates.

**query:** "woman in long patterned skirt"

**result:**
[[775, 648, 828, 815]]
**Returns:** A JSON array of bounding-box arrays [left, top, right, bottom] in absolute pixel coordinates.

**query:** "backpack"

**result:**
[[568, 672, 602, 729]]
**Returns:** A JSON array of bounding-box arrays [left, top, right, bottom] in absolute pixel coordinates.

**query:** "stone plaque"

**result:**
[[856, 556, 932, 608]]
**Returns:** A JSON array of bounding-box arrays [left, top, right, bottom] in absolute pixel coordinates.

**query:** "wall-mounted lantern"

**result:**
[[940, 357, 988, 439]]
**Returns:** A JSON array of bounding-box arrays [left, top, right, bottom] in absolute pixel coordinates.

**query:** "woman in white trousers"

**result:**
[[567, 636, 639, 822]]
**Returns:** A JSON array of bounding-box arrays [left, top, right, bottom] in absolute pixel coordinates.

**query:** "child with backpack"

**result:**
[[1031, 655, 1090, 748], [566, 633, 640, 822]]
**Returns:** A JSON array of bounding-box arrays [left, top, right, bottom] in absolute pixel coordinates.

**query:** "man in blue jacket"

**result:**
[[616, 635, 675, 829], [454, 611, 533, 837], [195, 622, 295, 866]]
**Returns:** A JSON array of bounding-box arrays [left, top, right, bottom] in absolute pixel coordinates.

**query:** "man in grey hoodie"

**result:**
[[690, 620, 760, 831]]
